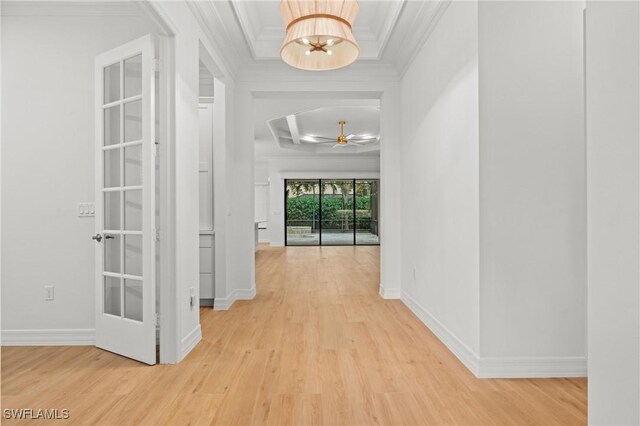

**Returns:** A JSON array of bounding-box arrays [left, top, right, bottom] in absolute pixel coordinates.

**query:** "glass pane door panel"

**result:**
[[104, 234, 121, 273], [123, 54, 142, 98], [124, 144, 142, 186], [285, 180, 319, 246], [355, 180, 380, 245], [104, 106, 120, 146], [104, 62, 120, 104], [124, 235, 143, 277], [124, 190, 142, 231], [104, 276, 121, 316], [124, 278, 143, 321], [124, 100, 142, 142], [104, 192, 121, 230], [321, 180, 354, 245], [104, 148, 120, 188]]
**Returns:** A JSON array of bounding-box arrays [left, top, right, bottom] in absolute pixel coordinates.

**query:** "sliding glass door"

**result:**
[[356, 180, 379, 244], [285, 180, 320, 245], [321, 180, 354, 245], [285, 179, 379, 246]]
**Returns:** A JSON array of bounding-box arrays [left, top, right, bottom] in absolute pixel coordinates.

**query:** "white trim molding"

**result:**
[[278, 171, 380, 180], [180, 325, 202, 361], [401, 290, 480, 375], [379, 283, 401, 299], [213, 285, 257, 311], [477, 357, 587, 379], [1, 329, 96, 346], [401, 290, 588, 379]]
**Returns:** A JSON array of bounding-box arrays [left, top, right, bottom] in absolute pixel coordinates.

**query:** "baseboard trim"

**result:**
[[477, 356, 587, 378], [1, 329, 96, 346], [180, 324, 201, 361], [200, 298, 214, 307], [379, 283, 401, 299], [401, 290, 480, 375], [401, 290, 587, 378], [213, 285, 257, 310]]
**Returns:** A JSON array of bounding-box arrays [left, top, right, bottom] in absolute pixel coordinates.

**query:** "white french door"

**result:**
[[94, 35, 156, 365]]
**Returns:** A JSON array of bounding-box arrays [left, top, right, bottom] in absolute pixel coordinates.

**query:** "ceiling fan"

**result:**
[[301, 121, 379, 148]]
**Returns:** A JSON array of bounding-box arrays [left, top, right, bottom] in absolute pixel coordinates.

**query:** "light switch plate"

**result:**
[[78, 202, 95, 217]]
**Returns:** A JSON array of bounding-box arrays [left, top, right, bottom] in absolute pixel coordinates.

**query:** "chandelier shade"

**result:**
[[280, 0, 360, 71]]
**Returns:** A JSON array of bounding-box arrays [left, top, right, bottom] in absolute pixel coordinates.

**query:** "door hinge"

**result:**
[[152, 58, 160, 73], [154, 313, 160, 327], [153, 142, 159, 158], [154, 228, 160, 241]]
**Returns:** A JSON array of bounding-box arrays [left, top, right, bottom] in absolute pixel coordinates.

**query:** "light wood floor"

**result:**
[[1, 245, 587, 425]]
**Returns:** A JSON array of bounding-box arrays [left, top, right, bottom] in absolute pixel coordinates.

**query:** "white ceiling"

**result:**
[[254, 98, 381, 158], [188, 1, 449, 160], [230, 1, 404, 60], [268, 105, 381, 154], [190, 0, 450, 77]]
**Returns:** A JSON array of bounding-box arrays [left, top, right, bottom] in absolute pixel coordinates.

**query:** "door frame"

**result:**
[[139, 2, 234, 363], [136, 3, 177, 364]]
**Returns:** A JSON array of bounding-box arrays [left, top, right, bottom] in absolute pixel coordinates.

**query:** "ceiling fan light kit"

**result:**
[[280, 0, 360, 71]]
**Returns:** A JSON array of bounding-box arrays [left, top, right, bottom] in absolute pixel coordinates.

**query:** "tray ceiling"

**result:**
[[187, 0, 450, 76], [230, 0, 405, 60]]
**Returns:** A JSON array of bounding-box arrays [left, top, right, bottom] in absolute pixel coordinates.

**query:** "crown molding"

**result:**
[[187, 0, 252, 79], [229, 0, 406, 61], [0, 1, 140, 16], [392, 0, 452, 77], [187, 0, 448, 80]]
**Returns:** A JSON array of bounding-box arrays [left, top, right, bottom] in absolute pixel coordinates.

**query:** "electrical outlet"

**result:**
[[45, 286, 55, 301]]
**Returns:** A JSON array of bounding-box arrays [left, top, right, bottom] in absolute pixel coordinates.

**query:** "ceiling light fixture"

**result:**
[[279, 0, 360, 71]]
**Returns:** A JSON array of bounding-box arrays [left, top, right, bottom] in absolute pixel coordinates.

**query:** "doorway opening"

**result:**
[[198, 60, 215, 309], [285, 178, 380, 246]]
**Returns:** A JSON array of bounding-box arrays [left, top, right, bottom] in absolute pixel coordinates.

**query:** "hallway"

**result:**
[[1, 245, 586, 425]]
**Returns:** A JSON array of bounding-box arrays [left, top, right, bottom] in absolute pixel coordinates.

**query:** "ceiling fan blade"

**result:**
[[317, 141, 337, 144], [349, 142, 365, 146], [349, 139, 377, 143], [346, 134, 355, 140], [331, 144, 343, 149], [300, 136, 336, 143]]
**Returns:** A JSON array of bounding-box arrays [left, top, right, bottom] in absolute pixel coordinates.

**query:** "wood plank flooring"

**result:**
[[1, 245, 587, 425]]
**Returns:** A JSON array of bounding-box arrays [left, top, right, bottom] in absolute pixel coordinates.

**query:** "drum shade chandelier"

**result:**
[[280, 0, 360, 71]]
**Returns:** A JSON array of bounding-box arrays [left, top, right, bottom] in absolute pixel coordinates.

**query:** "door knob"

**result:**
[[105, 235, 115, 240], [91, 234, 103, 242]]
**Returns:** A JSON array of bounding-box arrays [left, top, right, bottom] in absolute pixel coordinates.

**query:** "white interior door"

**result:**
[[94, 35, 156, 365]]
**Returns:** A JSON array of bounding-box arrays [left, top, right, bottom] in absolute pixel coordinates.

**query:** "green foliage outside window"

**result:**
[[287, 195, 373, 230]]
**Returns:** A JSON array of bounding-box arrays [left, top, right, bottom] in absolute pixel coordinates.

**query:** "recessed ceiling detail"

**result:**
[[231, 0, 405, 60], [267, 106, 380, 154]]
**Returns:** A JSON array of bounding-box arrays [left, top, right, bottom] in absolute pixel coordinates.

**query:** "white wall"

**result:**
[[399, 0, 481, 360], [1, 13, 156, 334], [399, 1, 587, 377], [266, 156, 381, 246], [478, 1, 587, 362], [1, 3, 238, 362], [586, 2, 640, 423]]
